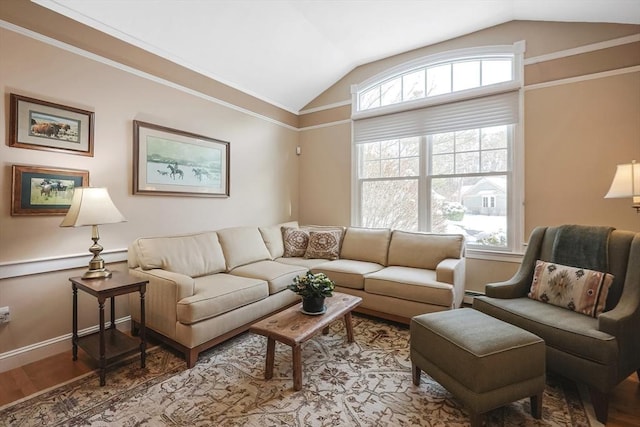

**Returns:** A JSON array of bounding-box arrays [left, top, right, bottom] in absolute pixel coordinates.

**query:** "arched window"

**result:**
[[351, 42, 524, 252]]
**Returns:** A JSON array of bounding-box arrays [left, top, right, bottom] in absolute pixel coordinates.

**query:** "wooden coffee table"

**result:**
[[249, 292, 362, 390]]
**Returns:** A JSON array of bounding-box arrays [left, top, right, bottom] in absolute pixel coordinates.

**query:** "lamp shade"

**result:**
[[604, 162, 640, 199], [60, 187, 126, 227]]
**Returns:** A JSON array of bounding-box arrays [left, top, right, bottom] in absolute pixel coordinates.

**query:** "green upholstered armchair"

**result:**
[[473, 225, 640, 424]]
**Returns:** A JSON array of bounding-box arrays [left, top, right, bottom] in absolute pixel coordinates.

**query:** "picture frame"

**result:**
[[9, 93, 95, 157], [11, 165, 90, 216], [133, 120, 230, 197]]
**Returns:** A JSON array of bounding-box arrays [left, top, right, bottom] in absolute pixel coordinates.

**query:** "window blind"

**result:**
[[353, 91, 519, 143]]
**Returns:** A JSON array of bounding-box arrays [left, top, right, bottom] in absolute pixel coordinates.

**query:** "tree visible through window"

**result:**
[[353, 44, 523, 250]]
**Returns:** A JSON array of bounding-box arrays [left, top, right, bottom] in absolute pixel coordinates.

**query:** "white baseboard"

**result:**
[[0, 316, 131, 373]]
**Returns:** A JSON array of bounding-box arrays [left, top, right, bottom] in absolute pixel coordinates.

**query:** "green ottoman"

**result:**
[[410, 308, 545, 426]]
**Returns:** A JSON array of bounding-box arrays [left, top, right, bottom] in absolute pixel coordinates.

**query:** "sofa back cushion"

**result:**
[[217, 226, 272, 271], [132, 231, 226, 277], [388, 231, 464, 270], [259, 221, 299, 259], [340, 227, 391, 265]]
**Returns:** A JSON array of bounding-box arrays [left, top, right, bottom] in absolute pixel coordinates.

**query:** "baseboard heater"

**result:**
[[465, 291, 485, 297], [463, 290, 485, 305]]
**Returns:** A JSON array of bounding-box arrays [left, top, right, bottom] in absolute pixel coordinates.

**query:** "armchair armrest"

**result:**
[[485, 273, 532, 299], [598, 238, 640, 377], [128, 268, 195, 339], [485, 226, 549, 299], [436, 257, 466, 308]]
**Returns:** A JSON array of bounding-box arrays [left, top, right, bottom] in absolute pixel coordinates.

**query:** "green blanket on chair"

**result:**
[[551, 225, 614, 272]]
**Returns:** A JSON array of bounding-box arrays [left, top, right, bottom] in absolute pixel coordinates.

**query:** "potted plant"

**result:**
[[287, 271, 335, 314]]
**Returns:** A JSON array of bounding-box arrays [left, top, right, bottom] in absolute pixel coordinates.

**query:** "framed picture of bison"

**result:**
[[9, 93, 94, 156], [11, 165, 89, 216], [133, 120, 230, 197]]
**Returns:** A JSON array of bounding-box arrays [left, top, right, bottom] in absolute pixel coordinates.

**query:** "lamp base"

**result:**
[[82, 268, 112, 279], [82, 228, 113, 279]]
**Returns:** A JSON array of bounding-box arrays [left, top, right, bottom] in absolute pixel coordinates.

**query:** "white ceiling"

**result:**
[[34, 0, 640, 113]]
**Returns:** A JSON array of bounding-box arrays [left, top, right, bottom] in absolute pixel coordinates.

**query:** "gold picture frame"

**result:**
[[133, 120, 230, 197]]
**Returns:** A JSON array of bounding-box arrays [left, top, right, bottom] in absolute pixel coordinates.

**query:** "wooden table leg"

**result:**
[[265, 337, 275, 380], [344, 312, 355, 343], [72, 285, 78, 361], [140, 288, 146, 369], [292, 344, 302, 391], [98, 297, 106, 386]]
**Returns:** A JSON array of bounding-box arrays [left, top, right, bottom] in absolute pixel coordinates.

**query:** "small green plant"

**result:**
[[287, 272, 335, 298]]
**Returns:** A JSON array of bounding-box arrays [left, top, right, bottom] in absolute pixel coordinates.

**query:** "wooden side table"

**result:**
[[70, 271, 148, 386]]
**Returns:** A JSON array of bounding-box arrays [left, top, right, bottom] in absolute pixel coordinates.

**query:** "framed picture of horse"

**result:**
[[133, 120, 230, 197], [9, 93, 95, 157], [11, 165, 90, 216]]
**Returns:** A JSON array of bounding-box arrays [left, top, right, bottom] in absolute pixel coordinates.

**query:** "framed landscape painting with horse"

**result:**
[[9, 93, 94, 157], [133, 120, 230, 197], [11, 165, 89, 216]]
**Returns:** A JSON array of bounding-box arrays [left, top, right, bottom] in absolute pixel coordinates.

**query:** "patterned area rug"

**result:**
[[1, 315, 593, 426]]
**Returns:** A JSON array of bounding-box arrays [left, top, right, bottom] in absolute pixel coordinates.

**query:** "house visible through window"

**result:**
[[352, 43, 524, 251]]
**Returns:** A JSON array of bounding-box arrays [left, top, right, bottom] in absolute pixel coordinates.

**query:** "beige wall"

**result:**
[[525, 72, 640, 230], [304, 21, 640, 110], [299, 21, 640, 293], [299, 123, 352, 226], [1, 17, 639, 369], [0, 27, 299, 365]]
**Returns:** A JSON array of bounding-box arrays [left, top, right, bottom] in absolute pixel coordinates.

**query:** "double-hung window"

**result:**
[[352, 43, 524, 251]]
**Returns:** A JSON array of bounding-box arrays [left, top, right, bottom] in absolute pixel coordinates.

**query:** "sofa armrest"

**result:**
[[436, 257, 466, 308], [436, 258, 463, 285], [128, 268, 195, 339], [130, 268, 195, 301]]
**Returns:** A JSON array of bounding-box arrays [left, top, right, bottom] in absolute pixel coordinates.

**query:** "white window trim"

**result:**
[[351, 41, 525, 118], [351, 41, 526, 254]]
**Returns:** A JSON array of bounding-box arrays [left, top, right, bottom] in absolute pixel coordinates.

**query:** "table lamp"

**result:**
[[60, 187, 126, 278], [605, 160, 640, 213]]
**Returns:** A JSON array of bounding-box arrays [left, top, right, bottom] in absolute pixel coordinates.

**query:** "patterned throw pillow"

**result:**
[[528, 260, 614, 318], [304, 230, 343, 260], [282, 227, 310, 257]]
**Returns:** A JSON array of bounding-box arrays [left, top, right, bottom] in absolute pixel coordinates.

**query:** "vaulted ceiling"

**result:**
[[33, 0, 640, 113]]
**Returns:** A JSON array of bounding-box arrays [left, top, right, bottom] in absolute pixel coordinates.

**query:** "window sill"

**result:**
[[465, 248, 524, 263]]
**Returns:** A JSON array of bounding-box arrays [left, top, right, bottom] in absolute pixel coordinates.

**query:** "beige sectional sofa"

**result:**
[[128, 222, 465, 367]]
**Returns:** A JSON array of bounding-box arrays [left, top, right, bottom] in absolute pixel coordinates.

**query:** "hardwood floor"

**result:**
[[1, 347, 639, 425]]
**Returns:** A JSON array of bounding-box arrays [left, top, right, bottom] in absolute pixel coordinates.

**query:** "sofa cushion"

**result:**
[[230, 260, 307, 295], [132, 231, 226, 277], [217, 226, 272, 271], [365, 266, 455, 307], [388, 231, 463, 269], [473, 296, 617, 366], [312, 259, 384, 290], [177, 274, 268, 324], [282, 227, 310, 257], [340, 227, 391, 265], [275, 257, 332, 270], [259, 221, 299, 259], [304, 230, 343, 260], [528, 260, 614, 318]]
